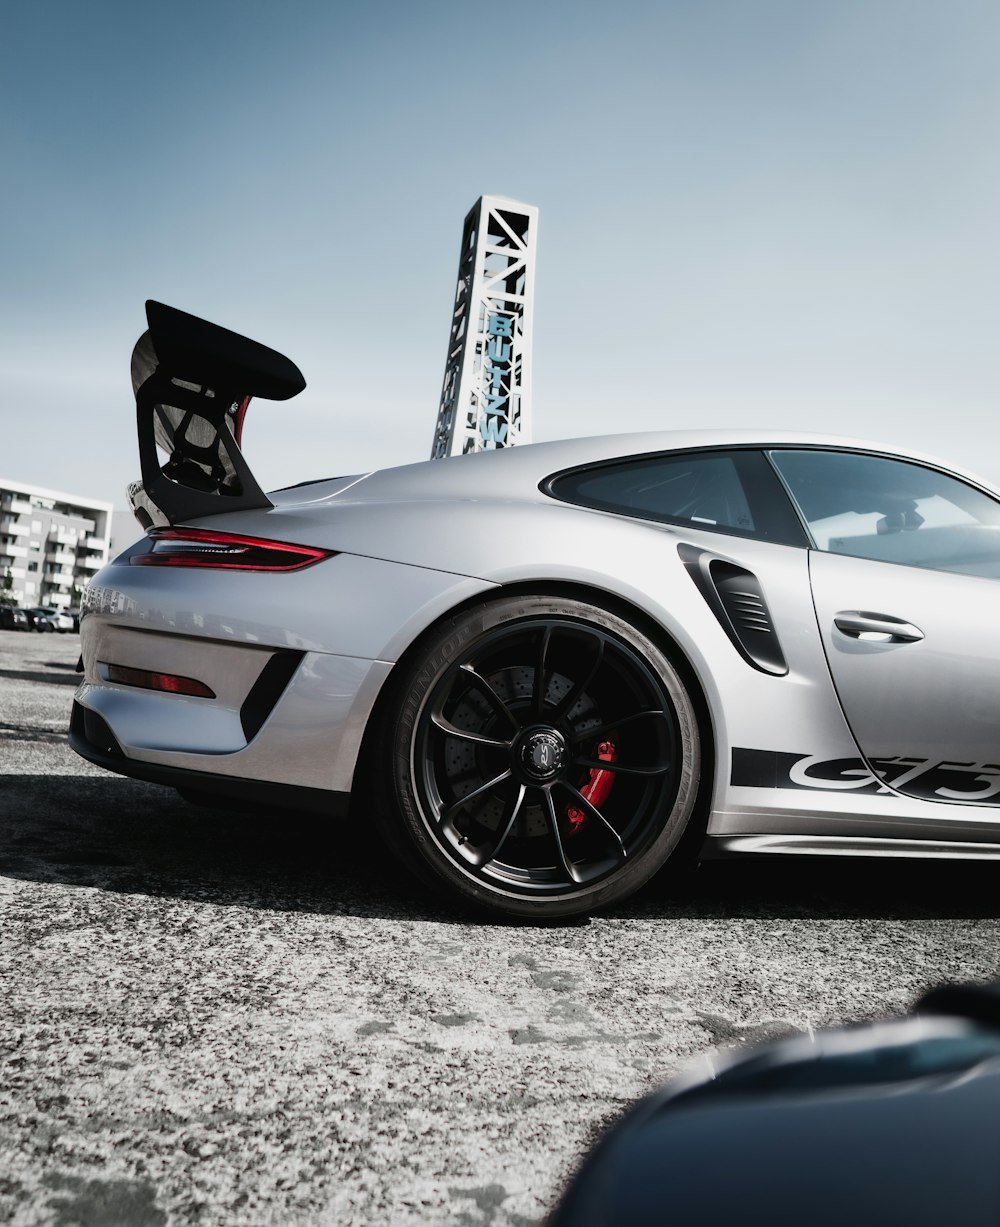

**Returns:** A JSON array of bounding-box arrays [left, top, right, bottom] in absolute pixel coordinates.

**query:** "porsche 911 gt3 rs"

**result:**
[[70, 301, 1000, 918]]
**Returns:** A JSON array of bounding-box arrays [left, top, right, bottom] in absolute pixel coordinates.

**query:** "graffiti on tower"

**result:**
[[431, 196, 538, 458]]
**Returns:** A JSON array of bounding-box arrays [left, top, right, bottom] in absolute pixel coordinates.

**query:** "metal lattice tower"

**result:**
[[431, 196, 538, 458]]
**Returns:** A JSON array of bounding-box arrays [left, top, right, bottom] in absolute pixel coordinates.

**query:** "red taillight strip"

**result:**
[[130, 528, 334, 572], [101, 663, 216, 698]]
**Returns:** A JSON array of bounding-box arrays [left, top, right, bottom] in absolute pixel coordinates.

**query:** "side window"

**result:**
[[768, 450, 1000, 578], [549, 450, 805, 544]]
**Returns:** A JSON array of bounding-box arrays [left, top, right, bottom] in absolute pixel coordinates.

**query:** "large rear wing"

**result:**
[[128, 300, 306, 528]]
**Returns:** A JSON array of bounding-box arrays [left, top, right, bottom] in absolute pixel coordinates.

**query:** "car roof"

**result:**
[[287, 429, 997, 508]]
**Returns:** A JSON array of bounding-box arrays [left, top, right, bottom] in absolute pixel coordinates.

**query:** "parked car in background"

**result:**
[[0, 607, 30, 631], [23, 608, 53, 632], [546, 982, 1000, 1226], [27, 606, 74, 633]]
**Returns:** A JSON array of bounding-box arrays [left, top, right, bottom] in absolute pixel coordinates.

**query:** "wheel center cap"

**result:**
[[517, 728, 567, 782]]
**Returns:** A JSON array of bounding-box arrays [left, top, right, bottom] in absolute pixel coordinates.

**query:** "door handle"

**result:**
[[833, 611, 924, 643]]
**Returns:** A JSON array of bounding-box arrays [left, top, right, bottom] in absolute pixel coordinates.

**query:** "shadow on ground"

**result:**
[[0, 666, 81, 686], [1, 772, 999, 924], [0, 772, 442, 922]]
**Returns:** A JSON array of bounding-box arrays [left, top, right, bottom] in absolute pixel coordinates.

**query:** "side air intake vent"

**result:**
[[713, 564, 773, 635], [240, 651, 304, 741], [678, 544, 788, 675]]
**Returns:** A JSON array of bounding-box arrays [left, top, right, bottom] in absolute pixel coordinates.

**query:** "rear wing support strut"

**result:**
[[129, 301, 306, 528]]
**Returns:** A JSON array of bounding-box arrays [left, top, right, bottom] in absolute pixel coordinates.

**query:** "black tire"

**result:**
[[375, 595, 700, 919]]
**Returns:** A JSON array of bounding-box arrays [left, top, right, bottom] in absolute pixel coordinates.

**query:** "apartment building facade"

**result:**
[[0, 478, 112, 610]]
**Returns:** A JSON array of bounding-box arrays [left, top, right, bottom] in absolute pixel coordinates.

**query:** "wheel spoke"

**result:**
[[440, 768, 513, 826], [531, 624, 554, 717], [457, 663, 520, 733], [555, 780, 627, 863], [474, 781, 528, 867], [571, 709, 675, 775], [551, 632, 605, 720], [569, 709, 670, 745], [429, 707, 511, 749], [572, 752, 673, 777], [542, 788, 587, 885], [448, 781, 529, 869]]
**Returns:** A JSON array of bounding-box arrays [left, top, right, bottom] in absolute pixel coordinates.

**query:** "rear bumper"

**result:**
[[72, 623, 394, 796], [70, 700, 349, 816]]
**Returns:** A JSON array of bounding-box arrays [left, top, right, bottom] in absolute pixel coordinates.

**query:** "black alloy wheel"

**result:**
[[380, 596, 700, 919]]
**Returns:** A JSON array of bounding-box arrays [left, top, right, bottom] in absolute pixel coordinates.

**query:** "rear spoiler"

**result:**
[[128, 300, 306, 528]]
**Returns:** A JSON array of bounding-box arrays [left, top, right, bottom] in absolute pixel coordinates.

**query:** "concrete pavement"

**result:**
[[2, 627, 998, 1225]]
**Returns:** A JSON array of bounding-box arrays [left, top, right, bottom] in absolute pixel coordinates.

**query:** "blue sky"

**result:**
[[3, 0, 999, 514]]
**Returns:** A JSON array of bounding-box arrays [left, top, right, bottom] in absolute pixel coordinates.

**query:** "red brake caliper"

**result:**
[[566, 739, 617, 832]]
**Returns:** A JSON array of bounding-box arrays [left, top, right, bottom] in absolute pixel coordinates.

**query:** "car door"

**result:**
[[769, 448, 1000, 805]]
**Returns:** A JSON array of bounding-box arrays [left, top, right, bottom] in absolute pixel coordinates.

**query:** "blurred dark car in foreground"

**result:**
[[0, 607, 30, 631], [547, 983, 1000, 1226]]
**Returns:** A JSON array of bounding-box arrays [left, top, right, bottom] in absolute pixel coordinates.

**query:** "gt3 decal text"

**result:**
[[731, 749, 1000, 804]]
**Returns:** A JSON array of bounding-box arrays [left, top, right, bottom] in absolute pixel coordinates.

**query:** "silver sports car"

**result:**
[[71, 302, 1000, 918]]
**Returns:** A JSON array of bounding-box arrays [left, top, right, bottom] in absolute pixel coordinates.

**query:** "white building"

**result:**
[[0, 479, 112, 610]]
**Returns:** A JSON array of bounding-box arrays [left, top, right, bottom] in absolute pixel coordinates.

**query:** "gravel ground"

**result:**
[[2, 627, 1000, 1225]]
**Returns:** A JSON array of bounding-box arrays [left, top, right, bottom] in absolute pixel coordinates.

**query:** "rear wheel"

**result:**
[[377, 595, 700, 919]]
